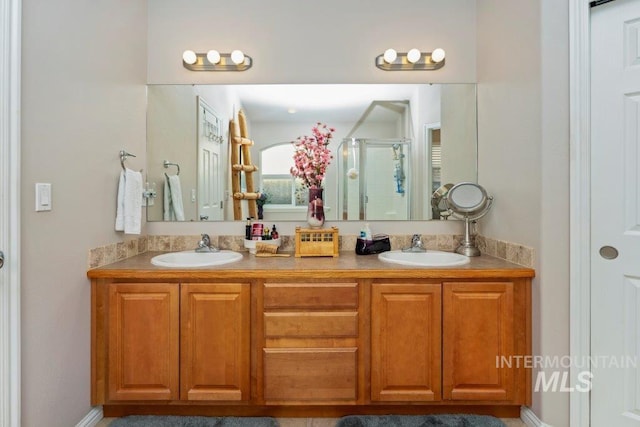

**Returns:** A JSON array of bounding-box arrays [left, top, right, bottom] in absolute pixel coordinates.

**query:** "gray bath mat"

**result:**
[[336, 414, 505, 427], [110, 416, 279, 427]]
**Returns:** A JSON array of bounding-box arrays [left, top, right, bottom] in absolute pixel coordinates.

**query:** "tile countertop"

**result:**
[[87, 251, 535, 281]]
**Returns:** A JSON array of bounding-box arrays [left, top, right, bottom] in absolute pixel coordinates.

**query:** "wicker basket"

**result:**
[[294, 226, 339, 257]]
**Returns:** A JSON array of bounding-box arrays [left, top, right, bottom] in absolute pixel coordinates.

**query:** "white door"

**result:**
[[591, 1, 640, 425], [0, 0, 20, 425], [197, 98, 224, 221]]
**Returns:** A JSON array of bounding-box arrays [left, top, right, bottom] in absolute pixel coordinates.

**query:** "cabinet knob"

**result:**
[[0, 251, 4, 269]]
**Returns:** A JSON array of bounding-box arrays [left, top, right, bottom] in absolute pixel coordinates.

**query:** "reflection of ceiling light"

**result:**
[[182, 49, 252, 71], [287, 108, 297, 114]]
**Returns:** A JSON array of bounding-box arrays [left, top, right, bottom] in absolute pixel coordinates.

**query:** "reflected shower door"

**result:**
[[363, 142, 410, 220]]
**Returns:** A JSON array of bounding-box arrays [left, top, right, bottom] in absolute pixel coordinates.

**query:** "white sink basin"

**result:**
[[151, 250, 243, 268], [378, 250, 470, 267]]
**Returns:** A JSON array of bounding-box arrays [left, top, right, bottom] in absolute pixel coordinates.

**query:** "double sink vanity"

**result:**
[[88, 247, 534, 418]]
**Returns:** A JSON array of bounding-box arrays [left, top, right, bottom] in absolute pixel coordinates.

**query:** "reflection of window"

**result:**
[[260, 143, 307, 207], [430, 128, 441, 192]]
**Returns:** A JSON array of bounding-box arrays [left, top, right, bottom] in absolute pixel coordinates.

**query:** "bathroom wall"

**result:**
[[147, 0, 477, 85], [147, 0, 475, 237], [20, 1, 147, 426], [476, 0, 570, 425]]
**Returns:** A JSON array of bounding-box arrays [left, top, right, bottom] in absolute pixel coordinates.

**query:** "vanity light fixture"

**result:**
[[230, 50, 245, 65], [206, 50, 221, 64], [383, 48, 397, 63], [182, 49, 252, 71], [406, 48, 421, 64], [182, 50, 198, 65], [375, 47, 446, 71]]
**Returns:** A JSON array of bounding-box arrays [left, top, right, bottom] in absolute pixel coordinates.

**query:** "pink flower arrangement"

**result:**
[[290, 123, 335, 189]]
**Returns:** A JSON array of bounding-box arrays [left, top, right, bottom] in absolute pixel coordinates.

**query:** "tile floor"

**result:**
[[97, 417, 527, 426]]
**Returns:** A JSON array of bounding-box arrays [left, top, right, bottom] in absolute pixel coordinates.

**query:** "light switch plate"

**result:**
[[35, 183, 52, 211]]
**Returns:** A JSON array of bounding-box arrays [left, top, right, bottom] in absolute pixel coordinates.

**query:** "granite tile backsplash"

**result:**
[[89, 233, 534, 269], [476, 235, 535, 268], [88, 236, 148, 269]]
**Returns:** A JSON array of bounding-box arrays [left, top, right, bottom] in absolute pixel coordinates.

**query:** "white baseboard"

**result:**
[[521, 406, 553, 427], [75, 407, 103, 427]]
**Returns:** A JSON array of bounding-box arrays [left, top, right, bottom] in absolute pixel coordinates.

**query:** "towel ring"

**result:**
[[163, 160, 180, 175], [120, 150, 136, 170]]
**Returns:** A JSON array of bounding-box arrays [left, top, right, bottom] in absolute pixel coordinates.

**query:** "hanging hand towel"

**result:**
[[115, 170, 126, 231], [163, 174, 185, 221], [115, 168, 143, 234]]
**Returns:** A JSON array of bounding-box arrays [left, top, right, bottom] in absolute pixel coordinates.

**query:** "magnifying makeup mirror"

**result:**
[[446, 182, 493, 256]]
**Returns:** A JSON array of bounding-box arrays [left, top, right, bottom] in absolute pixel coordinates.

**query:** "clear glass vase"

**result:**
[[307, 187, 325, 228]]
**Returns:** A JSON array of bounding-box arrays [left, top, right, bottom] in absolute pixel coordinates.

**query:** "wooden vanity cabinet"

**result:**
[[106, 283, 179, 401], [371, 282, 442, 402], [442, 280, 531, 404], [90, 256, 533, 416], [95, 281, 250, 404], [261, 281, 360, 404], [371, 279, 530, 405], [180, 283, 250, 401]]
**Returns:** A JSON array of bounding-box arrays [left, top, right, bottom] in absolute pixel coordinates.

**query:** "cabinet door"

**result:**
[[371, 282, 441, 402], [263, 348, 358, 402], [181, 283, 250, 401], [443, 282, 514, 401], [108, 283, 179, 401]]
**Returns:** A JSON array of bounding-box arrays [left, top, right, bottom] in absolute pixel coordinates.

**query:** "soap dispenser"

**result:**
[[363, 223, 373, 242]]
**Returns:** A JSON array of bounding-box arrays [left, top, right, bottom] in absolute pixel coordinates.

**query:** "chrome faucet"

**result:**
[[402, 234, 427, 252], [195, 233, 219, 252]]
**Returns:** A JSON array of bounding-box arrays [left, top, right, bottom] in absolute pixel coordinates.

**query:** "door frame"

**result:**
[[0, 0, 21, 426], [569, 0, 592, 426]]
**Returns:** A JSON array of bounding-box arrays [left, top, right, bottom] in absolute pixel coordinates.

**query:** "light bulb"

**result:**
[[407, 48, 421, 64], [383, 48, 397, 64], [431, 48, 446, 63], [206, 50, 221, 64], [182, 50, 197, 65], [230, 50, 245, 65]]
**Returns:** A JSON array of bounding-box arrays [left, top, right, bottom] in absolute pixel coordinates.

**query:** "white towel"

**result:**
[[163, 174, 185, 221], [115, 168, 143, 234]]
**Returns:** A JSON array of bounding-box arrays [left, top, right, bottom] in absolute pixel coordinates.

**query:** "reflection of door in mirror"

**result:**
[[339, 139, 411, 221], [197, 98, 223, 221], [427, 125, 442, 193]]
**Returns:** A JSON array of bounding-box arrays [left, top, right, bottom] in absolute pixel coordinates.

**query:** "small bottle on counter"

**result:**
[[263, 227, 271, 240], [271, 225, 279, 240], [245, 218, 252, 240], [251, 222, 264, 240]]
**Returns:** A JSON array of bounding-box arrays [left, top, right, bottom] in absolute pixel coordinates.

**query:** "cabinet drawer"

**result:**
[[264, 282, 358, 309], [264, 312, 358, 338], [263, 348, 357, 402]]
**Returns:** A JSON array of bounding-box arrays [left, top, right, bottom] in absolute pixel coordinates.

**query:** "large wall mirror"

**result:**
[[146, 83, 477, 222]]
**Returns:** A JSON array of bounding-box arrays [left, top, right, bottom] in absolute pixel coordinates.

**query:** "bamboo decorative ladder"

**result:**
[[230, 110, 260, 220]]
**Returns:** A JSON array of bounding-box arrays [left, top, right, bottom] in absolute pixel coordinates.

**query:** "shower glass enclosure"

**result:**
[[337, 138, 411, 220]]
